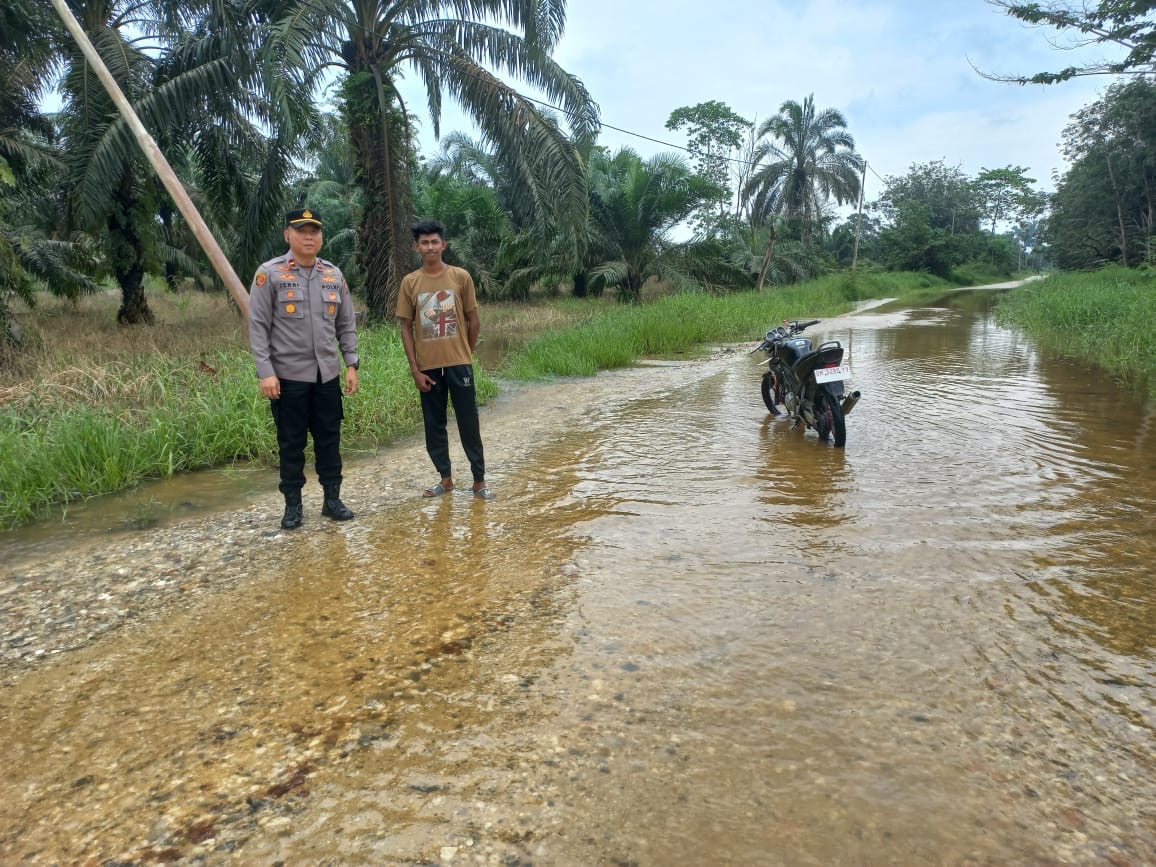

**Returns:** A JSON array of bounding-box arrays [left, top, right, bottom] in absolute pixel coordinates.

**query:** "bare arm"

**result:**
[[398, 317, 435, 392], [466, 308, 480, 355]]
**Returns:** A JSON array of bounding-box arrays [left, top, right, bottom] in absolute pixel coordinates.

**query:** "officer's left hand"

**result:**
[[345, 367, 359, 395]]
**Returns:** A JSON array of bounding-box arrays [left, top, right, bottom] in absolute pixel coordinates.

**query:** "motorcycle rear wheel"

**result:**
[[813, 388, 847, 447], [761, 370, 784, 415]]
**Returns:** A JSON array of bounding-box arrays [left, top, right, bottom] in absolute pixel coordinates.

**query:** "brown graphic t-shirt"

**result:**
[[396, 265, 477, 370]]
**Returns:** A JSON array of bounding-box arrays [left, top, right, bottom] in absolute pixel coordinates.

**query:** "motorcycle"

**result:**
[[751, 319, 861, 447]]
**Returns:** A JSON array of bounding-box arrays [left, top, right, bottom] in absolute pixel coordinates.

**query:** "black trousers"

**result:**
[[271, 375, 343, 496], [419, 364, 485, 483]]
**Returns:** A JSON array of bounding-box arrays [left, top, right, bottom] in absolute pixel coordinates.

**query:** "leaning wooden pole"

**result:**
[[851, 160, 867, 272], [48, 0, 249, 318], [755, 223, 777, 291]]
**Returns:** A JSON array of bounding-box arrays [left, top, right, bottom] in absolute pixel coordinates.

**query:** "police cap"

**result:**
[[285, 207, 322, 228]]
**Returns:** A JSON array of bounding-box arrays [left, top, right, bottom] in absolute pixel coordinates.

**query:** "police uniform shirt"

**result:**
[[248, 254, 358, 382]]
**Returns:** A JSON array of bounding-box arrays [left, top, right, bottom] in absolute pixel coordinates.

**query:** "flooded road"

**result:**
[[2, 290, 1154, 865]]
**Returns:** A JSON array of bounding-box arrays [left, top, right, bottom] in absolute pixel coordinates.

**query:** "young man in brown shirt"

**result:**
[[396, 219, 493, 500]]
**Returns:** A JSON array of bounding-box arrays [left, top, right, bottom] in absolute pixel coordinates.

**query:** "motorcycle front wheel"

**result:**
[[761, 370, 784, 415], [813, 388, 847, 447]]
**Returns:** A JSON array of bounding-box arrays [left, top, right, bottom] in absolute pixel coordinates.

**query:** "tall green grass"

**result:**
[[499, 279, 884, 380], [996, 267, 1156, 394], [0, 328, 496, 527], [812, 268, 956, 299], [1, 354, 270, 526]]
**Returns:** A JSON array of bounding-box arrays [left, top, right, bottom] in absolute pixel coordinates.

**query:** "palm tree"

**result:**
[[585, 147, 718, 302], [413, 160, 509, 296], [1, 0, 101, 355], [1, 0, 50, 346], [289, 113, 365, 280], [159, 1, 320, 291], [1, 153, 102, 363], [53, 0, 314, 323], [427, 109, 577, 234], [424, 122, 596, 300], [270, 0, 599, 321], [1, 0, 55, 175], [426, 132, 515, 193], [743, 95, 863, 254]]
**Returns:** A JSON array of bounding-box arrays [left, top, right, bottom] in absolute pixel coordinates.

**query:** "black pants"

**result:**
[[420, 364, 485, 483], [271, 375, 343, 496]]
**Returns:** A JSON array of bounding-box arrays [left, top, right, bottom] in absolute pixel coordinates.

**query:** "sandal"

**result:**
[[423, 482, 452, 498], [472, 487, 495, 500]]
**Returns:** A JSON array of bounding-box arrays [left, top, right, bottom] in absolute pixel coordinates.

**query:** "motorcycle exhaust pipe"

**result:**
[[840, 391, 862, 416]]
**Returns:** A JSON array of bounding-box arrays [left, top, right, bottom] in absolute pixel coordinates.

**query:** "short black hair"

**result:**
[[411, 219, 446, 241]]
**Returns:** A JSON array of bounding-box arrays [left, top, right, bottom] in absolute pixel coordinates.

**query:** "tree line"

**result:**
[[1, 0, 1152, 364]]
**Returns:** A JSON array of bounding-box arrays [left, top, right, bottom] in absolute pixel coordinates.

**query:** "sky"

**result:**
[[394, 0, 1132, 206]]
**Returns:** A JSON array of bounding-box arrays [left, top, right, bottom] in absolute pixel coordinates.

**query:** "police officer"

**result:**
[[248, 207, 359, 529]]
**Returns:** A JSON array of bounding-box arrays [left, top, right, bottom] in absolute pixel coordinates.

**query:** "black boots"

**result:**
[[281, 493, 303, 530], [321, 486, 354, 521], [280, 488, 353, 528]]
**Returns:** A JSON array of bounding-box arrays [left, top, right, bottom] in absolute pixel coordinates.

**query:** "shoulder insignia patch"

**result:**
[[255, 273, 266, 287]]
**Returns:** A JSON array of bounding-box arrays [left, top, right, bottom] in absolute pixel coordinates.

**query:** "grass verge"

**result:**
[[0, 325, 496, 528], [996, 267, 1156, 395], [498, 271, 957, 379]]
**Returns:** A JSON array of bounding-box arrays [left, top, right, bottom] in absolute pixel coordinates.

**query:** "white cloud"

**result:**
[[405, 0, 1128, 201]]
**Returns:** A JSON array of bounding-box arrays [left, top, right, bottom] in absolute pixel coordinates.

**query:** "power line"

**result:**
[[289, 2, 876, 178], [533, 86, 890, 195]]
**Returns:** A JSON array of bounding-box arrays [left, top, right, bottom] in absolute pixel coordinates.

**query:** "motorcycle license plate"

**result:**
[[813, 365, 851, 383]]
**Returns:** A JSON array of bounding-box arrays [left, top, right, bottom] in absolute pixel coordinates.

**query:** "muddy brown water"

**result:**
[[1, 289, 1154, 865]]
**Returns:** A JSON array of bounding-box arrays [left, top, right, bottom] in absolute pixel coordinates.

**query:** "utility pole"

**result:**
[[48, 0, 250, 318], [851, 160, 867, 271]]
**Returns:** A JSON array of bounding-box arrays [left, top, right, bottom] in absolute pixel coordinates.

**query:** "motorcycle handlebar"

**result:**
[[755, 319, 820, 346]]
